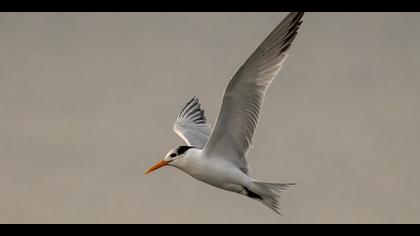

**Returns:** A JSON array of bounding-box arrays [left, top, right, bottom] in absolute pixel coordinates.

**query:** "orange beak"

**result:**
[[144, 160, 170, 175]]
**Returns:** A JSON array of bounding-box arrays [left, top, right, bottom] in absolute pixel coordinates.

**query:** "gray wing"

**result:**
[[174, 97, 211, 149], [203, 12, 304, 174]]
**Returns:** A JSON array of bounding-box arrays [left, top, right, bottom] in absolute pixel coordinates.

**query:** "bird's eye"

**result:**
[[170, 153, 177, 158]]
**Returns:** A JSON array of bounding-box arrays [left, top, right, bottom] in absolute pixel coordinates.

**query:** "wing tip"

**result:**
[[280, 12, 304, 53], [177, 96, 208, 124], [258, 12, 304, 56], [178, 96, 199, 117]]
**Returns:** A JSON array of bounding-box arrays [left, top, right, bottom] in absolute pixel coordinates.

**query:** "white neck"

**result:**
[[170, 148, 202, 171]]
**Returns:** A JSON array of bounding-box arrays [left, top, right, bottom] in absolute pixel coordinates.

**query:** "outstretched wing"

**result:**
[[203, 12, 304, 174], [173, 97, 211, 149]]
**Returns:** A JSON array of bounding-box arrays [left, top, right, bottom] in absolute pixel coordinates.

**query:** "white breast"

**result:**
[[172, 149, 252, 193]]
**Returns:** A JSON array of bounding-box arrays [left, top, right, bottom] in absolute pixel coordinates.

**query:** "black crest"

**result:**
[[177, 146, 193, 155]]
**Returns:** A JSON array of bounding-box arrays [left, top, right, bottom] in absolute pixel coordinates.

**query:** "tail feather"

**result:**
[[251, 182, 296, 215]]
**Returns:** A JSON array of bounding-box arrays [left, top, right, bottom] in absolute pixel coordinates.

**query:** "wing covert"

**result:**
[[203, 12, 304, 173]]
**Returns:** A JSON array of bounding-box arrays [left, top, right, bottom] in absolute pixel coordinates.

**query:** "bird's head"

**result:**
[[144, 146, 194, 175]]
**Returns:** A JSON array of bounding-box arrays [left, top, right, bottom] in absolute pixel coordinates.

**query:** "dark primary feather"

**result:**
[[259, 12, 304, 55], [178, 97, 207, 125]]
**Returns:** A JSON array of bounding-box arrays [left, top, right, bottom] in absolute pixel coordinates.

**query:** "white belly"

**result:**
[[176, 156, 251, 194]]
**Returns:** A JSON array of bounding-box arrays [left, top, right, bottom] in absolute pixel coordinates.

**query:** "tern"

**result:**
[[145, 12, 304, 214]]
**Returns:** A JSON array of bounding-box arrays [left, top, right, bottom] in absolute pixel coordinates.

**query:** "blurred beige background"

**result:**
[[0, 12, 419, 223]]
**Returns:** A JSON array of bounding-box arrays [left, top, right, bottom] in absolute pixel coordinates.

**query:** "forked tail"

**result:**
[[247, 181, 296, 215]]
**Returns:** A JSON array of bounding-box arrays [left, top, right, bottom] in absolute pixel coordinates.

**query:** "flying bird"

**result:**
[[145, 12, 304, 214]]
